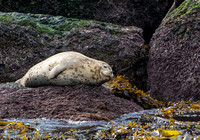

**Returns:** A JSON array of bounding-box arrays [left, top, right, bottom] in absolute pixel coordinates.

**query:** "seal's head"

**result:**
[[99, 62, 114, 81]]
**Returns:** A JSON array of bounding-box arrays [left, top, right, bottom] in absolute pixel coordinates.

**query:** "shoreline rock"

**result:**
[[0, 84, 143, 121], [147, 0, 200, 101]]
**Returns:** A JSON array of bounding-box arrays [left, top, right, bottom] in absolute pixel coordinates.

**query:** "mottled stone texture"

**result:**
[[0, 21, 50, 83], [0, 84, 143, 121], [147, 0, 200, 101]]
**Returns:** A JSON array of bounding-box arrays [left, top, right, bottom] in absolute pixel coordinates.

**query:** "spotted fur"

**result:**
[[16, 51, 114, 87]]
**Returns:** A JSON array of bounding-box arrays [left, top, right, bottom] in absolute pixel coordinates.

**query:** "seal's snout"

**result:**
[[110, 72, 114, 79]]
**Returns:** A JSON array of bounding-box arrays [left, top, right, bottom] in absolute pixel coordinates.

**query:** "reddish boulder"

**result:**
[[0, 84, 143, 121], [147, 0, 200, 101]]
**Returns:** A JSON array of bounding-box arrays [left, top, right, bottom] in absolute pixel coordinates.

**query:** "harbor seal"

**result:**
[[16, 51, 114, 87]]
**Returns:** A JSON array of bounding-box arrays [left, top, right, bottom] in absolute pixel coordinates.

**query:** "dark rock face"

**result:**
[[0, 13, 147, 90], [0, 84, 143, 121], [147, 0, 200, 101], [0, 0, 94, 19], [0, 0, 175, 43], [93, 0, 174, 43], [0, 22, 50, 82]]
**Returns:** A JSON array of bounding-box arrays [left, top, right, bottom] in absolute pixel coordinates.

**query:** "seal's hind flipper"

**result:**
[[15, 79, 21, 84], [15, 78, 25, 87]]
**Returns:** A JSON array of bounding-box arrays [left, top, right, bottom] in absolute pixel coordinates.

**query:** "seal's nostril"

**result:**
[[110, 73, 114, 78]]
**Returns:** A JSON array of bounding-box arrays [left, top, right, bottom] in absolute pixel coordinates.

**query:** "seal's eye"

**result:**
[[103, 65, 107, 68]]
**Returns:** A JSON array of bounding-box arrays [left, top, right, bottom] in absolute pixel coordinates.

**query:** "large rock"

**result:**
[[0, 83, 143, 121], [0, 12, 147, 90], [0, 0, 176, 43], [147, 0, 200, 101], [93, 0, 176, 43]]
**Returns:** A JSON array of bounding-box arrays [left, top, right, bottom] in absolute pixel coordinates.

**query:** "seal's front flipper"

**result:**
[[48, 60, 76, 79], [48, 64, 66, 79]]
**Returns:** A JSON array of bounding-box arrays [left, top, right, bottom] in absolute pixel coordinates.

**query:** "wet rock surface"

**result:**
[[0, 83, 143, 121], [147, 0, 200, 101], [0, 12, 147, 90]]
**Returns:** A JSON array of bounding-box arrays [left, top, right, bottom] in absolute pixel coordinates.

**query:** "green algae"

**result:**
[[0, 12, 124, 37], [0, 12, 131, 37], [0, 13, 92, 36], [165, 0, 200, 21], [162, 0, 200, 38], [0, 15, 14, 22]]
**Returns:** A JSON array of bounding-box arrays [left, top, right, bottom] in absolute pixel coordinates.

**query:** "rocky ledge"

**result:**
[[0, 83, 143, 121]]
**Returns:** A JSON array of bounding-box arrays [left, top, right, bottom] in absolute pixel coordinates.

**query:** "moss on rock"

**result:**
[[0, 12, 125, 37], [0, 13, 93, 36], [165, 0, 200, 21]]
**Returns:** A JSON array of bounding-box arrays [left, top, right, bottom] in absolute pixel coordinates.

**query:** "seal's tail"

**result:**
[[15, 78, 26, 87], [15, 78, 21, 84]]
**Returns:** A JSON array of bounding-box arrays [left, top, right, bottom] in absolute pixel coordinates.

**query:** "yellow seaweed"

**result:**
[[159, 130, 183, 137]]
